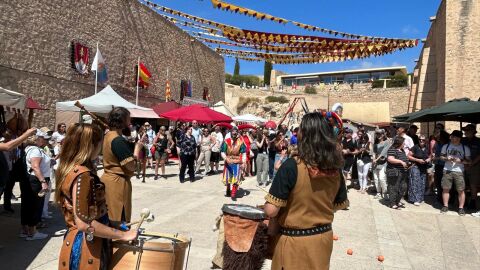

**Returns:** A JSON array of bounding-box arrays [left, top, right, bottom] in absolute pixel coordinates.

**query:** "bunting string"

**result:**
[[139, 0, 419, 64], [211, 0, 418, 43]]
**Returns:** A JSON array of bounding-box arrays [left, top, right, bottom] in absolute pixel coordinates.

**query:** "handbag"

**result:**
[[150, 145, 156, 156], [28, 175, 43, 194]]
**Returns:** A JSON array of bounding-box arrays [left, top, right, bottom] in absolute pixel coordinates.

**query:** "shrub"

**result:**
[[304, 85, 317, 94], [237, 97, 260, 113], [265, 96, 289, 104], [225, 74, 262, 87]]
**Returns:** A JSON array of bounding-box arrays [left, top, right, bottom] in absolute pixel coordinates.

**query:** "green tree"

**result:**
[[233, 58, 240, 77], [263, 60, 272, 86]]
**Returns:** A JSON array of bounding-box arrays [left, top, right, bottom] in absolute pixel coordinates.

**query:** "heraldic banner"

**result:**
[[74, 42, 89, 75]]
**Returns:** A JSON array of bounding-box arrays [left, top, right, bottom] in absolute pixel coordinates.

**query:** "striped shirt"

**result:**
[[386, 148, 408, 171]]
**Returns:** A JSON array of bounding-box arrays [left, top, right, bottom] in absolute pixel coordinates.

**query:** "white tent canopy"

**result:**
[[55, 85, 158, 126], [0, 87, 26, 111], [56, 85, 154, 114], [232, 113, 267, 123], [212, 101, 236, 117]]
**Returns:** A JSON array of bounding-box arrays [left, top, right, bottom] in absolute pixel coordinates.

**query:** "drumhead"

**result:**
[[140, 232, 191, 244], [222, 204, 266, 220]]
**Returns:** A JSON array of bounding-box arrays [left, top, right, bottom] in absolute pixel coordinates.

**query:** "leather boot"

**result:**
[[231, 184, 238, 200], [226, 184, 231, 197]]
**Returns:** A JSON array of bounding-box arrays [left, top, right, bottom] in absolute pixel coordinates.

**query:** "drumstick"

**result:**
[[74, 100, 109, 129], [124, 213, 155, 227], [256, 185, 269, 194], [135, 208, 151, 231]]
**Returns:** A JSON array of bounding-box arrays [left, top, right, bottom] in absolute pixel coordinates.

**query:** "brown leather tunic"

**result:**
[[267, 159, 346, 270], [58, 165, 108, 270], [101, 131, 134, 225]]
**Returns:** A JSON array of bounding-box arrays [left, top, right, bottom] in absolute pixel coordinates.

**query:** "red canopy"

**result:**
[[26, 97, 47, 110], [160, 104, 232, 123], [265, 120, 277, 129], [152, 101, 182, 116]]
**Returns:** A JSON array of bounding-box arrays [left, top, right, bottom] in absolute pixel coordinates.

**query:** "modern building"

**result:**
[[271, 66, 408, 87]]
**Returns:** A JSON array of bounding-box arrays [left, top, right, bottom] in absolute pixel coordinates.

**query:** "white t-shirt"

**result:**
[[192, 127, 201, 144], [51, 131, 65, 144], [26, 146, 51, 177], [53, 145, 61, 170], [146, 129, 156, 145], [401, 134, 414, 156], [212, 131, 224, 152], [441, 143, 471, 173]]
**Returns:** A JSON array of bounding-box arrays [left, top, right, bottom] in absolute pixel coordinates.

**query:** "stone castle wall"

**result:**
[[0, 0, 225, 127], [409, 0, 479, 131]]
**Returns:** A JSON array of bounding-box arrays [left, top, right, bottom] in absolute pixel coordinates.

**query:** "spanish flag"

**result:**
[[137, 62, 152, 88]]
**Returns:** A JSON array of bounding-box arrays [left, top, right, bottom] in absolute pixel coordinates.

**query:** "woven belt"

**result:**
[[280, 224, 332, 237]]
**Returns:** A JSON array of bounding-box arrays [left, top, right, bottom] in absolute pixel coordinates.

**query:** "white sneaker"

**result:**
[[472, 211, 480, 218], [414, 202, 420, 206], [26, 232, 48, 241]]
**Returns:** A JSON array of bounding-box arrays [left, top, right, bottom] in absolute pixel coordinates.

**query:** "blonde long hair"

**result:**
[[55, 123, 103, 205]]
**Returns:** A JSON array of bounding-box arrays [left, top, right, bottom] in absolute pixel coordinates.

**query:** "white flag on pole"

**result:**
[[91, 48, 108, 83], [91, 49, 104, 71]]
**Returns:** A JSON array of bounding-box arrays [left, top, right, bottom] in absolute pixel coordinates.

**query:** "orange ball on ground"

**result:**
[[347, 249, 353, 255], [378, 255, 385, 262]]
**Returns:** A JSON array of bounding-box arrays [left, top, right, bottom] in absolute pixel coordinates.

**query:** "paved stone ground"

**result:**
[[1, 160, 479, 270]]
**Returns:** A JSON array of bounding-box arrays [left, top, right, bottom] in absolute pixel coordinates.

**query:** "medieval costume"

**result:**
[[265, 157, 349, 270], [58, 165, 110, 270], [101, 131, 135, 226], [221, 128, 246, 200]]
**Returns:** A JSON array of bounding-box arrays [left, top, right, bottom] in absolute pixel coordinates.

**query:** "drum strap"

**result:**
[[280, 223, 332, 237]]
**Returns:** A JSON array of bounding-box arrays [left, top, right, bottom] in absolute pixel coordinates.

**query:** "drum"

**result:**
[[221, 204, 268, 270], [221, 204, 266, 220], [110, 232, 191, 270]]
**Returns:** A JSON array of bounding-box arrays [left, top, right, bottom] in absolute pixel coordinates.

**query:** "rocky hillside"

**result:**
[[224, 84, 328, 122]]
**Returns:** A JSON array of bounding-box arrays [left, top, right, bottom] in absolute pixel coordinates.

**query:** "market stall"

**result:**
[[56, 85, 159, 126]]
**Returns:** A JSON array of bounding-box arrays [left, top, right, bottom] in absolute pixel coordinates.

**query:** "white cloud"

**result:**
[[360, 61, 374, 69], [401, 25, 419, 35], [352, 60, 387, 69]]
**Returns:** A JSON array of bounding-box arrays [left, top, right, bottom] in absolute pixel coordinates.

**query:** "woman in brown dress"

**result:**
[[56, 123, 137, 270], [101, 107, 142, 227], [264, 112, 349, 270]]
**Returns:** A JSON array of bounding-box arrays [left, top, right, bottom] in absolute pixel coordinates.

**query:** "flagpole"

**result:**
[[95, 42, 98, 94], [136, 57, 140, 106]]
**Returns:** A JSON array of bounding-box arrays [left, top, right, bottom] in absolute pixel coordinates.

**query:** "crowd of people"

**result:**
[[1, 105, 478, 270], [1, 113, 479, 247], [124, 120, 301, 192], [341, 123, 480, 217]]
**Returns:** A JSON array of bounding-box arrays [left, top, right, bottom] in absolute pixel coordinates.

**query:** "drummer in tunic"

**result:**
[[264, 112, 349, 270], [101, 107, 142, 227], [56, 123, 137, 270], [220, 126, 246, 200]]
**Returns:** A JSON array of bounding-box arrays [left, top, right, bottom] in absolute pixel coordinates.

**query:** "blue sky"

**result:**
[[151, 0, 441, 75]]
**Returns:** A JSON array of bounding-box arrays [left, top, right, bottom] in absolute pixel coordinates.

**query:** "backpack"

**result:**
[[444, 143, 466, 159], [11, 147, 35, 183]]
